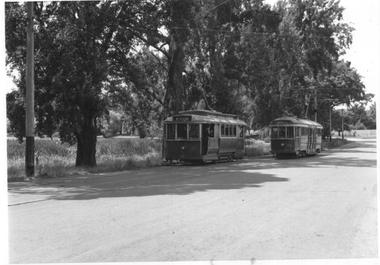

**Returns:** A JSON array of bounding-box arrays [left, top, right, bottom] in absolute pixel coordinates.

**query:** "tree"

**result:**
[[5, 1, 135, 166], [365, 103, 376, 129]]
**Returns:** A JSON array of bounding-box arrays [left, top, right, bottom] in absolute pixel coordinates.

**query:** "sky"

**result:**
[[339, 0, 380, 103], [2, 0, 379, 102], [264, 0, 380, 104]]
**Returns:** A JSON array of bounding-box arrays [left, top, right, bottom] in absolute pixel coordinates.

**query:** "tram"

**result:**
[[163, 110, 249, 163], [269, 116, 323, 158]]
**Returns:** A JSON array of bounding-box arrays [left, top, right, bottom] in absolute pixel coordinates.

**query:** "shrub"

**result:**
[[245, 139, 271, 157]]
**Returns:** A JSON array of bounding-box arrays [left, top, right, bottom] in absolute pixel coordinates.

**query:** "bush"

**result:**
[[245, 139, 271, 157]]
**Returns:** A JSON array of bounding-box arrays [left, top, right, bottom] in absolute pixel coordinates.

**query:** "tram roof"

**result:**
[[269, 116, 323, 128], [165, 110, 248, 126]]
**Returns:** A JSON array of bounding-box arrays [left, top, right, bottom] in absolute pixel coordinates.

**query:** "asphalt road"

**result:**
[[7, 138, 377, 263]]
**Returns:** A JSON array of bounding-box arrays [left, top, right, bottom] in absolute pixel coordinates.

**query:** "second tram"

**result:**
[[164, 110, 249, 163], [269, 116, 323, 158]]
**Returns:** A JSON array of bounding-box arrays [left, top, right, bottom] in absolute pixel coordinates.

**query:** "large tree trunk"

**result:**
[[75, 117, 97, 167], [167, 36, 185, 115]]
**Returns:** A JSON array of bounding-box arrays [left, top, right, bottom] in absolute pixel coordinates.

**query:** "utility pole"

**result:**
[[341, 109, 344, 140], [329, 105, 332, 142], [314, 88, 317, 122], [25, 2, 35, 177]]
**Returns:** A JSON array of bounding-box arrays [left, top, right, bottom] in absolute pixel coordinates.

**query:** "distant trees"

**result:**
[[5, 0, 373, 167]]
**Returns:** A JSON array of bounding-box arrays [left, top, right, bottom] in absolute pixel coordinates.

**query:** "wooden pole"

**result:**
[[329, 106, 332, 142], [25, 2, 35, 177], [341, 109, 344, 140], [314, 88, 317, 122]]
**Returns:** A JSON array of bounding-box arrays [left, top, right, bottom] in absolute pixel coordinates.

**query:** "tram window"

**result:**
[[189, 124, 199, 138], [177, 124, 187, 139], [295, 127, 299, 137], [287, 127, 294, 138], [316, 128, 322, 136], [167, 124, 175, 139], [271, 127, 278, 138], [239, 126, 244, 138], [279, 127, 286, 138], [225, 125, 229, 136], [209, 124, 215, 137], [233, 126, 236, 136], [221, 125, 225, 136], [229, 125, 233, 136]]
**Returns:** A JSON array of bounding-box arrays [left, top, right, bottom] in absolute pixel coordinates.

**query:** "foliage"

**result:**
[[245, 139, 271, 156], [99, 110, 124, 137], [5, 1, 137, 166], [6, 0, 373, 169]]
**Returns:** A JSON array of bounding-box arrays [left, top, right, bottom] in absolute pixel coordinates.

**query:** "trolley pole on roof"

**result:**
[[25, 2, 35, 177]]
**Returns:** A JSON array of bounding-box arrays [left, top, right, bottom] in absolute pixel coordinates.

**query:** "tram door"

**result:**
[[308, 128, 312, 150], [308, 127, 316, 150], [202, 124, 218, 156]]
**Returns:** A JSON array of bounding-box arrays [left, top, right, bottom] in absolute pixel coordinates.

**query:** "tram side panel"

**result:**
[[219, 138, 236, 154], [219, 124, 237, 156], [316, 128, 322, 152], [299, 127, 308, 153], [166, 140, 201, 161], [235, 138, 245, 158]]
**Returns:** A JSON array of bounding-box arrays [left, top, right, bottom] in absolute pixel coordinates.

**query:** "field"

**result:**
[[7, 137, 347, 182]]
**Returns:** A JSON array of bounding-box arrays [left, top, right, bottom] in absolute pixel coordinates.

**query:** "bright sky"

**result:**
[[340, 0, 380, 103], [263, 0, 380, 104]]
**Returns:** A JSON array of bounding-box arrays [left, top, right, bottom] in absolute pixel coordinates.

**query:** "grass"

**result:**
[[7, 136, 351, 182], [7, 137, 162, 182], [321, 137, 349, 150], [245, 139, 271, 157]]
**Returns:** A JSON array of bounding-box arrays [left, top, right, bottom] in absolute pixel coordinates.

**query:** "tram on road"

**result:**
[[163, 110, 249, 163], [269, 116, 323, 158]]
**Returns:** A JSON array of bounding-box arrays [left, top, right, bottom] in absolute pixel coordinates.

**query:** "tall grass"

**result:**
[[322, 138, 348, 150], [7, 137, 162, 181], [93, 138, 162, 172], [245, 139, 271, 157]]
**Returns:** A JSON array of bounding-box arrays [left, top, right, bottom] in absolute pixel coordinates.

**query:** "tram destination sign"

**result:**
[[173, 116, 191, 121]]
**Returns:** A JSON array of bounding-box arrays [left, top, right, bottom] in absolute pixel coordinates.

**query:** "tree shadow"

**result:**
[[9, 165, 288, 202], [8, 139, 376, 203]]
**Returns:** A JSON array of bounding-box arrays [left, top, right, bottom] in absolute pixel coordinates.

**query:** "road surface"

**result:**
[[7, 138, 377, 263]]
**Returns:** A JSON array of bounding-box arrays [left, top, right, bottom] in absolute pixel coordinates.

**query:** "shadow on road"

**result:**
[[8, 168, 288, 202], [8, 139, 376, 203]]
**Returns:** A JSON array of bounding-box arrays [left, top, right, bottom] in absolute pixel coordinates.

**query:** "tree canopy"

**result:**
[[5, 0, 373, 166]]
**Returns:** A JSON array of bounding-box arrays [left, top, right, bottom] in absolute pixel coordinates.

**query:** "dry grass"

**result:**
[[7, 137, 162, 181], [245, 139, 271, 157]]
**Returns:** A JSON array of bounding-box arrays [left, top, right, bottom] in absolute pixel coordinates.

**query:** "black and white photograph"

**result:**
[[2, 0, 378, 264]]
